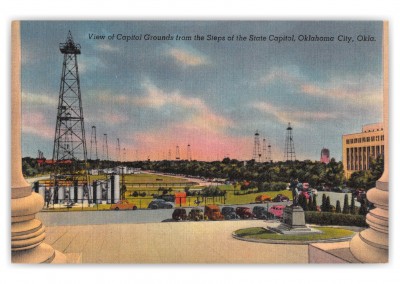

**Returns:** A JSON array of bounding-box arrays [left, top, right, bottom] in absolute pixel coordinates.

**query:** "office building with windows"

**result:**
[[342, 123, 384, 179]]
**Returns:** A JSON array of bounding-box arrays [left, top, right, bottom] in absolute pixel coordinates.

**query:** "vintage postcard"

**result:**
[[11, 20, 388, 264]]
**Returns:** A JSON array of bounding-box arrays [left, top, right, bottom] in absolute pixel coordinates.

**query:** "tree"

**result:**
[[312, 195, 317, 211], [335, 200, 341, 213], [298, 194, 307, 211], [350, 196, 356, 215], [342, 194, 350, 214], [321, 194, 327, 212], [325, 196, 331, 212], [358, 198, 368, 215], [307, 195, 314, 211]]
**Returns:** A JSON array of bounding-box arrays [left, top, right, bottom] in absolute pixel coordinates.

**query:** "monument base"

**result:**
[[268, 206, 322, 235]]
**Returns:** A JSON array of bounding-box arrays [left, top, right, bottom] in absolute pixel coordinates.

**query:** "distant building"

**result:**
[[320, 148, 330, 164], [342, 122, 384, 179]]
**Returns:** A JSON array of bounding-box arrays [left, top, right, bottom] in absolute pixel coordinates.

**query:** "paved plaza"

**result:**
[[43, 220, 310, 264]]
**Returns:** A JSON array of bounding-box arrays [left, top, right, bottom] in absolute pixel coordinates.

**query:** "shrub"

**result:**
[[321, 194, 327, 212], [335, 200, 341, 213], [343, 194, 350, 214], [358, 199, 368, 215], [305, 211, 367, 227], [350, 196, 356, 214], [298, 194, 307, 211]]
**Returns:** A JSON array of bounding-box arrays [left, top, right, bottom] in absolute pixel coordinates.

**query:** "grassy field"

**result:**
[[88, 173, 189, 184], [234, 226, 355, 241]]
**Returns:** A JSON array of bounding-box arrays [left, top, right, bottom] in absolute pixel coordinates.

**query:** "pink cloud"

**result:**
[[102, 113, 129, 125], [22, 112, 54, 139]]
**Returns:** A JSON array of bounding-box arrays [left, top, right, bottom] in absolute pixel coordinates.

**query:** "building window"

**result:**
[[358, 138, 361, 143], [371, 136, 375, 142], [367, 137, 370, 142], [362, 137, 366, 142], [381, 135, 384, 141]]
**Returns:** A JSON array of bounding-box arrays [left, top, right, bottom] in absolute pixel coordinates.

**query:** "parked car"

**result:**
[[268, 205, 286, 218], [148, 199, 174, 209], [172, 208, 187, 221], [252, 206, 273, 220], [272, 194, 290, 202], [204, 205, 224, 221], [299, 191, 310, 200], [255, 194, 272, 203], [235, 207, 254, 219], [110, 200, 138, 210], [221, 207, 239, 220], [188, 208, 204, 221], [308, 188, 318, 197]]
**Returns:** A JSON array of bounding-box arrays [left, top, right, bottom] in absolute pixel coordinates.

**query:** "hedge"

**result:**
[[305, 211, 367, 227]]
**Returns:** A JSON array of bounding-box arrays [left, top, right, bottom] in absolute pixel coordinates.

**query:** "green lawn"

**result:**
[[89, 173, 190, 184], [234, 226, 355, 241]]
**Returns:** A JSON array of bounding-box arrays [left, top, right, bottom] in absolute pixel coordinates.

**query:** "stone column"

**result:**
[[11, 21, 66, 263], [349, 21, 389, 263]]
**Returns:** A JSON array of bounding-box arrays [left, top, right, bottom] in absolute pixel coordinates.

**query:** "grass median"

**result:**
[[234, 226, 355, 242]]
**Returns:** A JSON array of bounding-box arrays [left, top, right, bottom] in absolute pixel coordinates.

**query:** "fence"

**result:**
[[41, 195, 226, 212]]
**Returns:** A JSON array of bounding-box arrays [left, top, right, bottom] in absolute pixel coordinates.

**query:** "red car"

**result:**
[[268, 205, 285, 218], [299, 191, 310, 199], [235, 207, 254, 219], [110, 200, 138, 210]]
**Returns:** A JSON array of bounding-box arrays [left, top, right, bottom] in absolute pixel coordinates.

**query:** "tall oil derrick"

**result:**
[[52, 31, 88, 184], [252, 130, 261, 162], [90, 126, 98, 160], [187, 144, 192, 161], [284, 122, 296, 161], [262, 138, 267, 162], [103, 133, 109, 160], [268, 143, 272, 163], [116, 138, 121, 162], [176, 145, 180, 160]]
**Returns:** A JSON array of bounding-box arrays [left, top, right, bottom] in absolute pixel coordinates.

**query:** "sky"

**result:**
[[20, 21, 383, 162]]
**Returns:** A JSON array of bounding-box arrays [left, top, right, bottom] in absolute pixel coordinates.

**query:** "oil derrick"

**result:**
[[262, 138, 267, 162], [284, 122, 296, 161], [252, 130, 261, 162], [176, 145, 180, 160], [268, 143, 272, 163], [168, 149, 172, 160], [116, 138, 121, 162], [103, 134, 109, 160], [52, 31, 88, 184], [90, 126, 98, 160], [187, 144, 192, 161]]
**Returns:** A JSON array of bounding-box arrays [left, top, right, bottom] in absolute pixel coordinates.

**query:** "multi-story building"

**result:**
[[342, 122, 384, 179], [320, 148, 330, 164]]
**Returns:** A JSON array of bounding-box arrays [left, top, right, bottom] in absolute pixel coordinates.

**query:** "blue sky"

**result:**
[[21, 21, 383, 162]]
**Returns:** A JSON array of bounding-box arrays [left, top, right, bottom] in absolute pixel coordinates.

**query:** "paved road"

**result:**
[[38, 202, 290, 227]]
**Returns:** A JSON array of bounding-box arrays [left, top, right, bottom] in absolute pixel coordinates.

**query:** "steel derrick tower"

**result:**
[[252, 130, 261, 162], [284, 122, 296, 161], [52, 31, 88, 175]]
